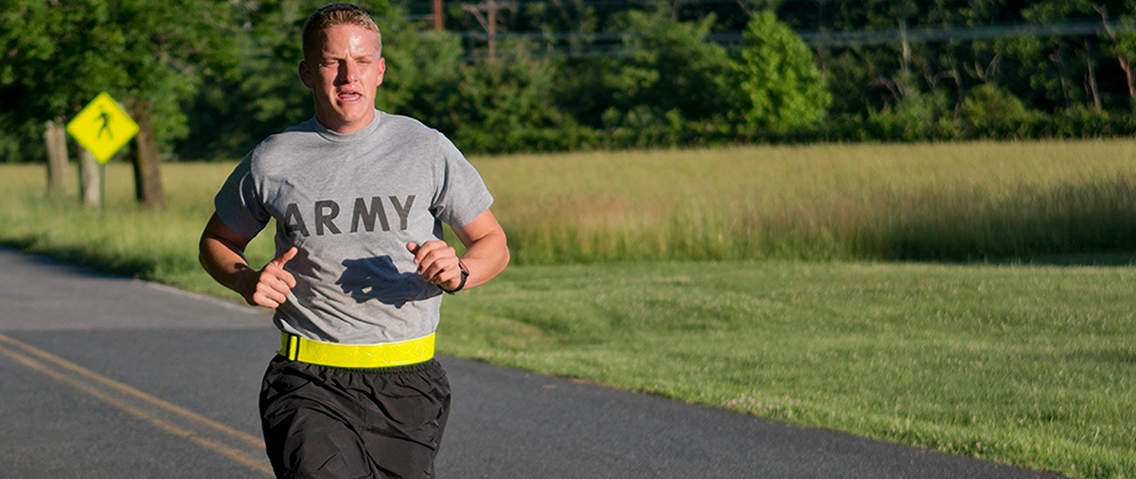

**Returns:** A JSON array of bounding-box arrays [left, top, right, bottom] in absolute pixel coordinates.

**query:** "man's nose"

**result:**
[[338, 60, 358, 83]]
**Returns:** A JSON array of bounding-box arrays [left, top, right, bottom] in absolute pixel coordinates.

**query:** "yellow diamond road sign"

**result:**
[[66, 92, 139, 163]]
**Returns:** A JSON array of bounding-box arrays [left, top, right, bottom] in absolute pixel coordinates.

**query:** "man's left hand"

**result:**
[[407, 241, 462, 292]]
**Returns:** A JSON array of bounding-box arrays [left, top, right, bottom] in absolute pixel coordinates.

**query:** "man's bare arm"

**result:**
[[407, 209, 509, 292], [199, 212, 297, 308]]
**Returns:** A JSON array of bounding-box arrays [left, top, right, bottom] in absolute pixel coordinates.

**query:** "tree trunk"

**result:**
[[1092, 4, 1136, 99], [948, 51, 965, 114], [899, 18, 910, 75], [128, 98, 164, 208], [43, 118, 70, 196], [1085, 40, 1102, 112], [1051, 44, 1072, 109], [1121, 56, 1136, 99], [78, 148, 100, 207]]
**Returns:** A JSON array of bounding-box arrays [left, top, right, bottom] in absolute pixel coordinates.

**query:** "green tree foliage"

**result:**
[[960, 83, 1042, 138], [180, 0, 391, 159], [735, 11, 831, 134], [448, 54, 578, 153], [0, 129, 27, 163], [0, 0, 238, 153], [15, 0, 1136, 161], [865, 90, 959, 141], [376, 30, 464, 133], [608, 10, 738, 127], [181, 1, 574, 157], [551, 57, 618, 130]]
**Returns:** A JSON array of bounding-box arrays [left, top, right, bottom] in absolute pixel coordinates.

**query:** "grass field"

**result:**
[[2, 139, 1135, 478], [486, 139, 1136, 263], [441, 261, 1136, 478]]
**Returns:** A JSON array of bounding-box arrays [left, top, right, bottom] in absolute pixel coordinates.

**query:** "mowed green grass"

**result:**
[[441, 261, 1136, 479], [1, 139, 1135, 478]]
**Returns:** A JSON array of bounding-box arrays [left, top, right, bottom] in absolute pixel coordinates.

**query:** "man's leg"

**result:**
[[355, 359, 451, 479], [260, 356, 373, 479], [259, 356, 451, 479]]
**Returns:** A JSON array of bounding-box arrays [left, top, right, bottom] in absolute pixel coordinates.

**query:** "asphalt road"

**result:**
[[0, 247, 1068, 479]]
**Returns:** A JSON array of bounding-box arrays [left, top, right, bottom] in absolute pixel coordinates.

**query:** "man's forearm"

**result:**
[[199, 235, 256, 298], [457, 229, 509, 290]]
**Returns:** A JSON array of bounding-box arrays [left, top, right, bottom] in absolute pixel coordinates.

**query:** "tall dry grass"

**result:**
[[474, 139, 1136, 263], [2, 138, 1135, 284]]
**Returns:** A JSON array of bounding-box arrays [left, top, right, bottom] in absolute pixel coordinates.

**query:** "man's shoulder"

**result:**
[[374, 112, 458, 161], [376, 112, 444, 141], [260, 119, 319, 151], [247, 119, 320, 165]]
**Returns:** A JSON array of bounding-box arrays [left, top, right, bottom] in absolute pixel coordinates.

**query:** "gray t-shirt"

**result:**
[[215, 110, 493, 344]]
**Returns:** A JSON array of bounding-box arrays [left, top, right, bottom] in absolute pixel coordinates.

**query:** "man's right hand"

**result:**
[[240, 247, 298, 308]]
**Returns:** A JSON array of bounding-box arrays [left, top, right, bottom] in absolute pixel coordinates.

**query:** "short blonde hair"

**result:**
[[301, 3, 382, 60]]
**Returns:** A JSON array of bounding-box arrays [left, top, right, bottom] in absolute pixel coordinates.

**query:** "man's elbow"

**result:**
[[496, 230, 510, 270], [197, 234, 216, 272]]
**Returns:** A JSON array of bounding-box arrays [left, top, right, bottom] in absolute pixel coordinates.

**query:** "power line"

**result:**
[[456, 31, 630, 40], [399, 0, 763, 10], [802, 18, 1135, 47], [449, 17, 1135, 61], [397, 0, 878, 10]]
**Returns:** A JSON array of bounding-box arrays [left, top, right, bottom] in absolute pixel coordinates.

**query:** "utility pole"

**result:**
[[462, 0, 517, 63], [433, 0, 444, 31]]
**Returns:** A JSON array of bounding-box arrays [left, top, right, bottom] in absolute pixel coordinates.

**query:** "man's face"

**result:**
[[300, 24, 385, 134]]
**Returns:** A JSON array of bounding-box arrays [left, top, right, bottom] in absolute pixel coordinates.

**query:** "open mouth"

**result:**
[[337, 91, 362, 102]]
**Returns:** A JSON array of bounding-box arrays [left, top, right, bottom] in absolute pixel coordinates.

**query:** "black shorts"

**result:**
[[259, 355, 451, 479]]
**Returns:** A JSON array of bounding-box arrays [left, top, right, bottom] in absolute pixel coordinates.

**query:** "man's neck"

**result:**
[[316, 110, 376, 135]]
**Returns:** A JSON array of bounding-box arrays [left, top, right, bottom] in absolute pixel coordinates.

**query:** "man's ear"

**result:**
[[299, 61, 314, 89], [376, 57, 386, 87]]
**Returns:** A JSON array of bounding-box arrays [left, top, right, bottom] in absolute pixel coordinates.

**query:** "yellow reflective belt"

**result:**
[[277, 332, 435, 368]]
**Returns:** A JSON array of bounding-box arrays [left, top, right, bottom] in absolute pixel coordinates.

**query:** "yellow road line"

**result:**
[[0, 333, 264, 448], [0, 334, 273, 476]]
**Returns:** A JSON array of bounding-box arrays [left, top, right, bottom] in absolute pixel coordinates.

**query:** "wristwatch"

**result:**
[[444, 261, 469, 294]]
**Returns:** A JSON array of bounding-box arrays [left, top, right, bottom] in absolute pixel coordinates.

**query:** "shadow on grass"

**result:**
[[976, 252, 1136, 267], [865, 177, 1136, 267], [1068, 347, 1136, 365]]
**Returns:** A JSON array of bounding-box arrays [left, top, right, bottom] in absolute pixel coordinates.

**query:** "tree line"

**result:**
[[4, 0, 1136, 178]]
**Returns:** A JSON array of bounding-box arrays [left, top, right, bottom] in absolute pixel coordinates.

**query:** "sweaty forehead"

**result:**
[[312, 25, 380, 58]]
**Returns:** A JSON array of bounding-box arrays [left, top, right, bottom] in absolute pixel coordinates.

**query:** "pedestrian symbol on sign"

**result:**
[[95, 107, 113, 140], [66, 92, 138, 163]]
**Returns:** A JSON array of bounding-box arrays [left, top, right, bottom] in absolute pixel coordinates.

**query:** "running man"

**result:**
[[198, 4, 509, 478]]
